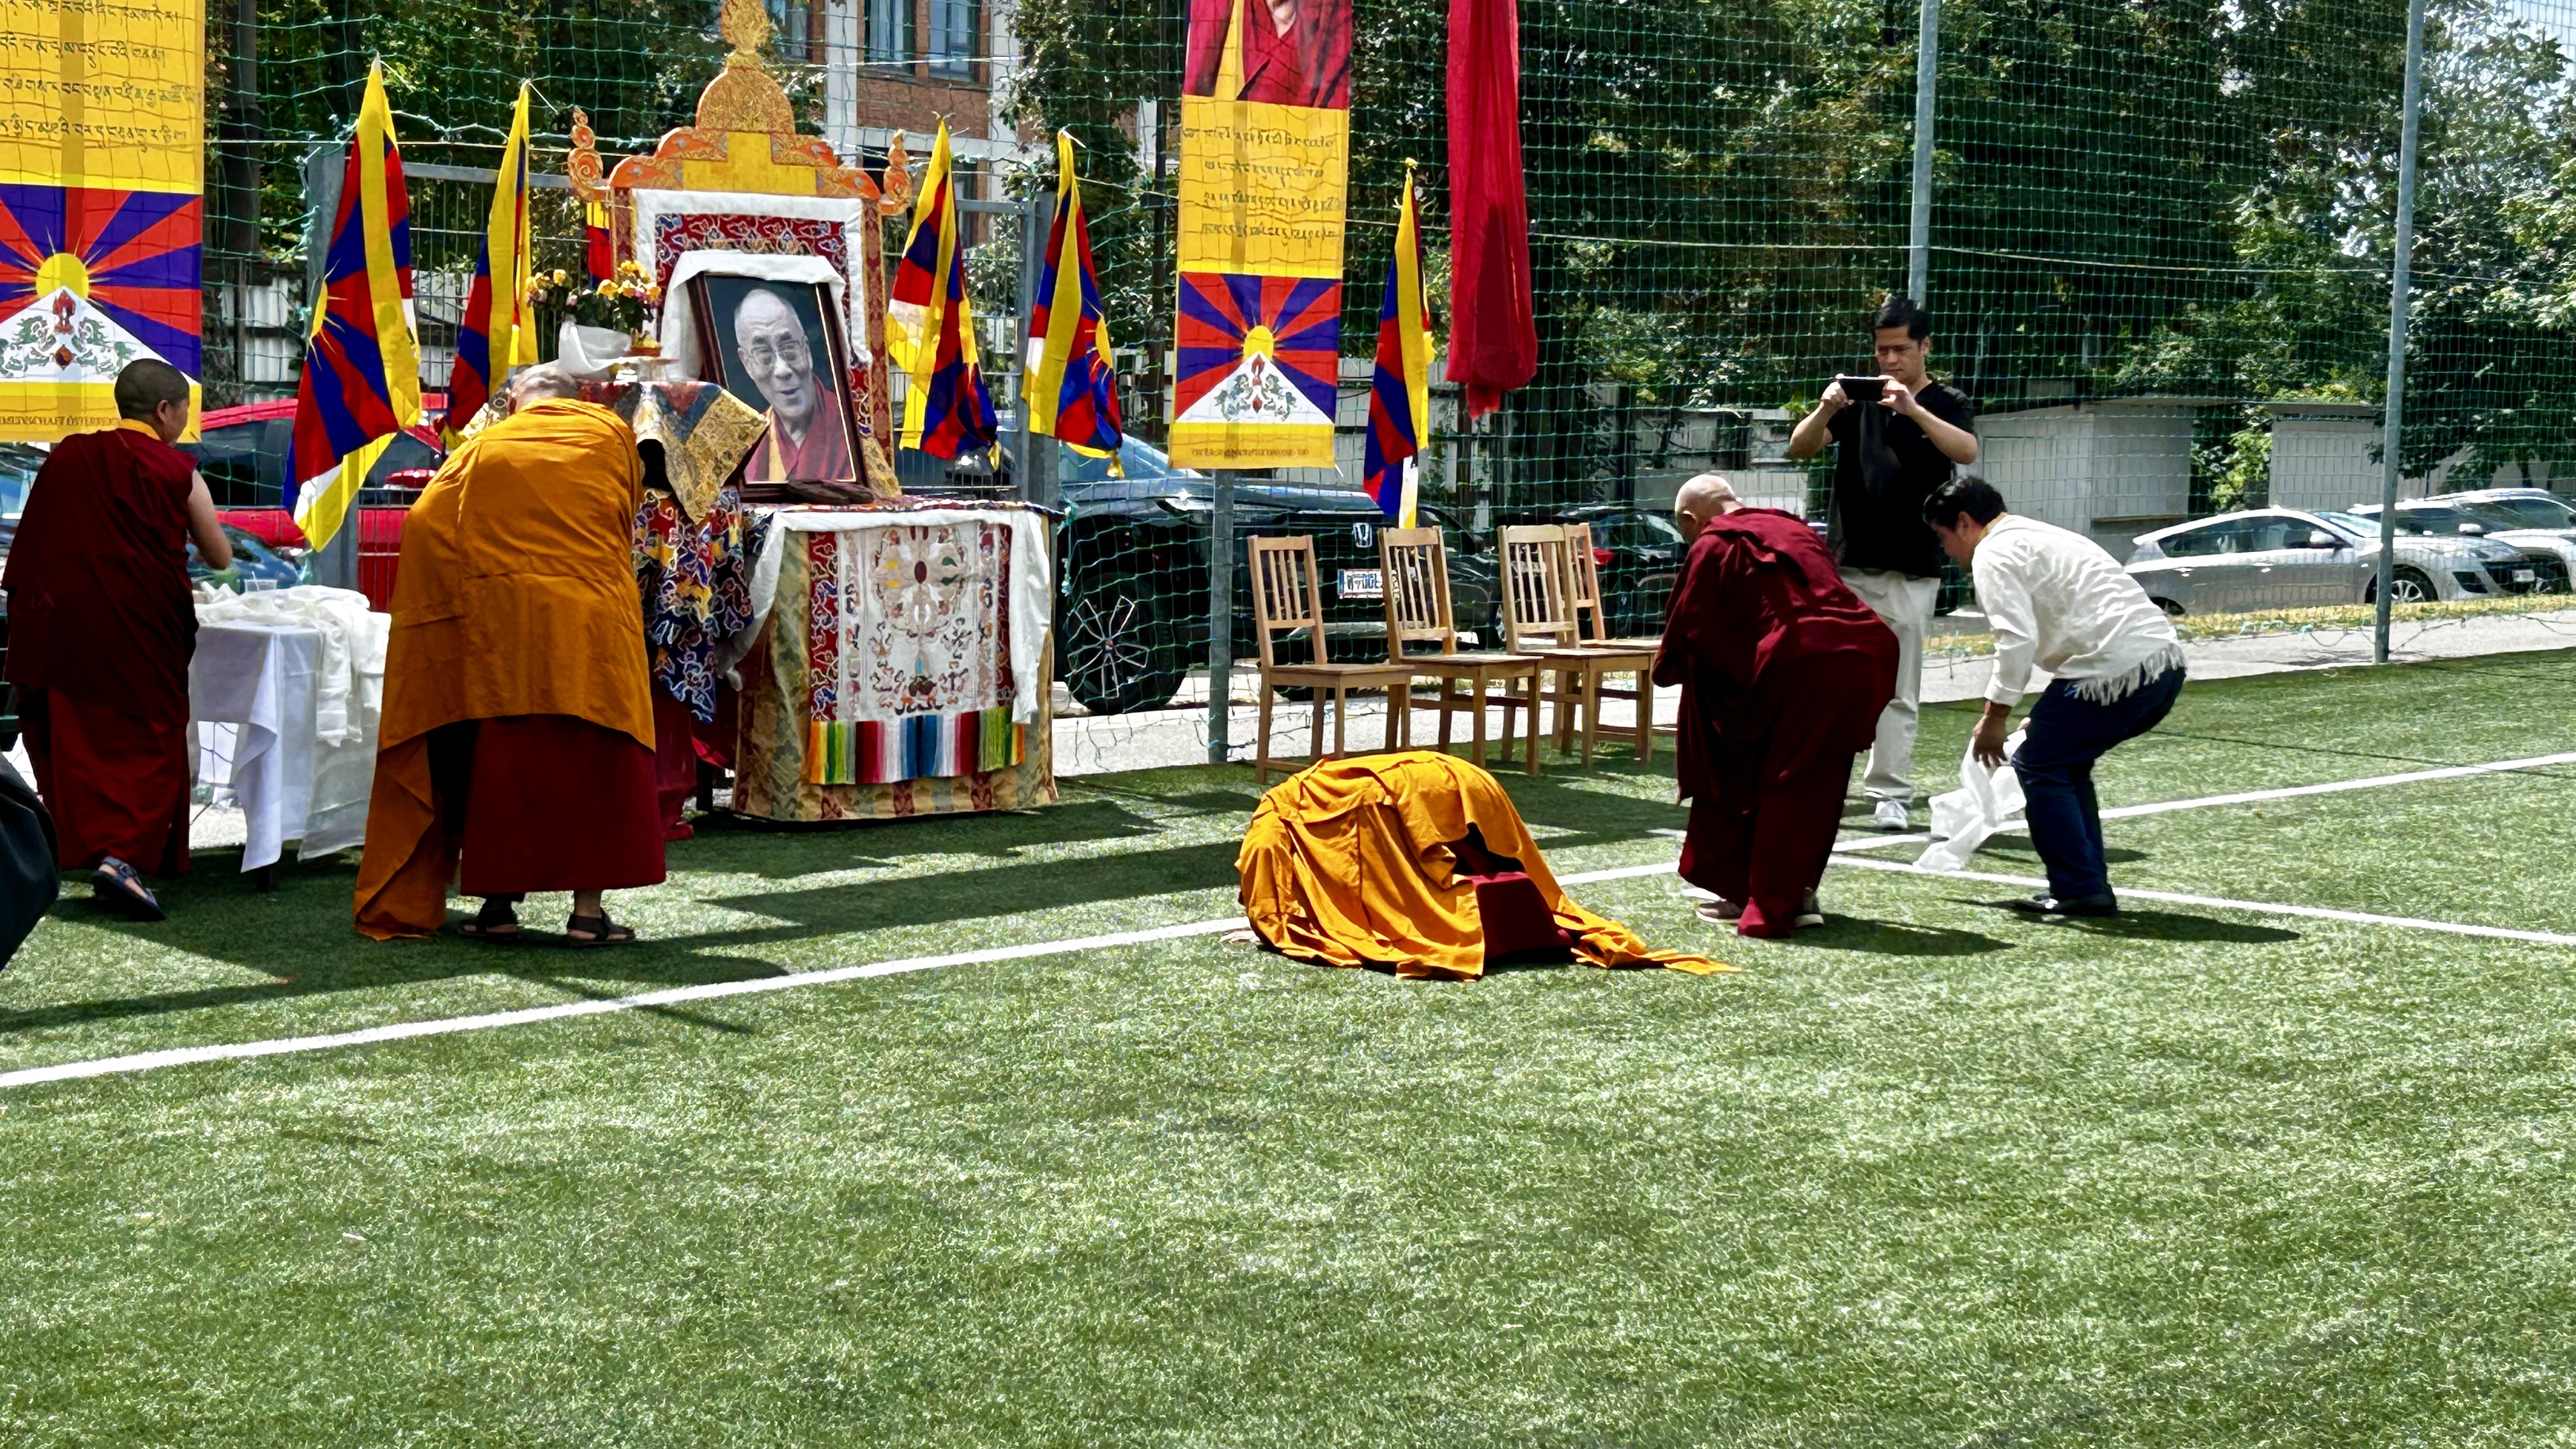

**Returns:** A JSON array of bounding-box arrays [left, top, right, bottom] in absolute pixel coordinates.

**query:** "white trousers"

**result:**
[[1840, 567, 1938, 802]]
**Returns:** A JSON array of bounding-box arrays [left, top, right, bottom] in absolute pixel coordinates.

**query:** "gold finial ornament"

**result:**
[[695, 0, 795, 134], [567, 108, 610, 203]]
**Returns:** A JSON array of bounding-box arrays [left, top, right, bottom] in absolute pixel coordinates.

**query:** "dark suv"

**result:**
[[1052, 439, 1500, 715]]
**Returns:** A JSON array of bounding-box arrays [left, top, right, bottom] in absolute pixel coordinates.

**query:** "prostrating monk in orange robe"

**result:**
[[3, 360, 233, 920], [1656, 477, 1897, 939], [1236, 751, 1725, 981], [354, 367, 664, 945]]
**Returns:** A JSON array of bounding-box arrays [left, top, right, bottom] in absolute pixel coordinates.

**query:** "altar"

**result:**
[[567, 0, 1055, 824]]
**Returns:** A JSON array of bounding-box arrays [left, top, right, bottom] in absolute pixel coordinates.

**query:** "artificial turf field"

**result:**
[[3, 651, 2574, 1446]]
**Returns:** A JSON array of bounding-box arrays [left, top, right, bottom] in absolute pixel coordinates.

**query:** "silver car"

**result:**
[[2366, 489, 2576, 588], [2125, 507, 2534, 615]]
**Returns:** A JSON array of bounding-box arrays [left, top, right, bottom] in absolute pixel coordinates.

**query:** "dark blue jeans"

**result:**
[[2014, 666, 2185, 903]]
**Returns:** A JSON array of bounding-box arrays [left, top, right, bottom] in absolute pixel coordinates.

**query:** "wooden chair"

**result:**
[[1248, 535, 1417, 786], [1498, 525, 1657, 767], [1378, 527, 1544, 776], [1565, 520, 1667, 753]]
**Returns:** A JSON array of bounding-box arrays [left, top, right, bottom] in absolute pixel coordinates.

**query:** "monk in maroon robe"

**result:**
[[3, 360, 232, 920], [1656, 477, 1897, 939], [1184, 0, 1351, 109]]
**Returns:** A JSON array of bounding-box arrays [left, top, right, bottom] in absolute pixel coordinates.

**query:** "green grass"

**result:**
[[2, 652, 2574, 1446]]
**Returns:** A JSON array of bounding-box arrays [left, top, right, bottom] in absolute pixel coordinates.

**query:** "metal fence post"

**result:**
[[1907, 0, 1941, 303], [2374, 0, 2428, 666], [1015, 187, 1054, 507], [1207, 470, 1237, 764]]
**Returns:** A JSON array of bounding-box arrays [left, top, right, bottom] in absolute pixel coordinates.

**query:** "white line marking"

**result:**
[[1833, 855, 2576, 948], [0, 917, 1250, 1091], [10, 749, 2575, 1091]]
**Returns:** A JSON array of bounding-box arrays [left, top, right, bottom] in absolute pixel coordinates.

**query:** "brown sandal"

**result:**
[[456, 898, 523, 942], [563, 912, 636, 948]]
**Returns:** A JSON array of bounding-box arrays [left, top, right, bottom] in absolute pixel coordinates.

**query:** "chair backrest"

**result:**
[[1247, 534, 1324, 670], [1563, 521, 1614, 643], [1378, 526, 1459, 659], [1499, 525, 1583, 651]]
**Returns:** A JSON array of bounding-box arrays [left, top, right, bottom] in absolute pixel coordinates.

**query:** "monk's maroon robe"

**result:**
[[1654, 508, 1897, 937], [4, 422, 199, 874]]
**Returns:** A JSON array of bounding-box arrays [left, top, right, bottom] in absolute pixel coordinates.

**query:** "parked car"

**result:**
[[1053, 437, 1501, 715], [1494, 503, 1685, 638], [2124, 507, 2540, 613], [2350, 493, 2576, 592], [186, 397, 444, 610], [188, 524, 305, 591], [2431, 486, 2576, 535]]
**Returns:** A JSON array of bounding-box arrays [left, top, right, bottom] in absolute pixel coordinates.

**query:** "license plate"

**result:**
[[2513, 569, 2536, 583], [1337, 568, 1383, 601]]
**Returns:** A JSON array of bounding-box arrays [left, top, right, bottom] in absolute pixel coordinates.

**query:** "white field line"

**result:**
[[1833, 855, 2576, 948], [10, 751, 2576, 1091]]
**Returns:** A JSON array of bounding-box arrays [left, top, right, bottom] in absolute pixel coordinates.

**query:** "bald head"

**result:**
[[508, 363, 581, 409], [1674, 474, 1742, 537]]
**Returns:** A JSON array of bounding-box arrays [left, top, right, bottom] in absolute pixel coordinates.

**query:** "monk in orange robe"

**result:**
[[3, 360, 232, 920], [354, 366, 663, 944], [1236, 751, 1722, 980], [1656, 477, 1897, 939]]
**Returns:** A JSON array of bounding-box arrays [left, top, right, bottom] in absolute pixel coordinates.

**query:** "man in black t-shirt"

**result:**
[[1785, 297, 1979, 830]]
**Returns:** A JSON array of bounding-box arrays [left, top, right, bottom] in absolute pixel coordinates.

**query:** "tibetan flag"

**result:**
[[1363, 166, 1433, 527], [889, 123, 997, 460], [287, 61, 420, 553], [583, 202, 613, 282], [444, 83, 537, 443], [1023, 130, 1123, 459]]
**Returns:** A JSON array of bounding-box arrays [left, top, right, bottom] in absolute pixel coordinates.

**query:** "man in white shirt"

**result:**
[[1924, 479, 2186, 917]]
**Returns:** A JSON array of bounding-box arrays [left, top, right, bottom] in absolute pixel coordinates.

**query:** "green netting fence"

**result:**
[[185, 0, 2576, 736]]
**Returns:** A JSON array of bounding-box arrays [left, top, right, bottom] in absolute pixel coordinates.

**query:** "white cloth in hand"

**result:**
[[1917, 729, 2027, 873]]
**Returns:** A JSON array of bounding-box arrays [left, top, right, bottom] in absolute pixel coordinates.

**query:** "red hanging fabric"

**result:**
[[1445, 0, 1537, 419]]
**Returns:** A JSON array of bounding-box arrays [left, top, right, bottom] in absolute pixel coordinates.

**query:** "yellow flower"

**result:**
[[552, 268, 569, 285], [596, 279, 618, 296]]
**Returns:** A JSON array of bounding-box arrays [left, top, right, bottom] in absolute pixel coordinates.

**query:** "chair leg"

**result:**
[[1388, 681, 1407, 754], [1255, 679, 1275, 784], [1581, 665, 1600, 767], [1309, 685, 1326, 762], [1523, 669, 1541, 776], [1469, 672, 1489, 767], [1437, 676, 1456, 749], [1333, 684, 1350, 758], [1633, 667, 1653, 763]]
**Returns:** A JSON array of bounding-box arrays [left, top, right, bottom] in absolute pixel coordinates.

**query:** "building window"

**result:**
[[765, 0, 818, 63], [928, 0, 975, 77], [867, 0, 913, 64]]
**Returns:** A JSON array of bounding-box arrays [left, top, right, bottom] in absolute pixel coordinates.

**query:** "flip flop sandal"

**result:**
[[92, 859, 166, 923], [562, 912, 636, 949], [456, 900, 524, 942]]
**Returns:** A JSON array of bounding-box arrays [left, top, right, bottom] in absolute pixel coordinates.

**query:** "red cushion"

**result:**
[[1470, 871, 1573, 963]]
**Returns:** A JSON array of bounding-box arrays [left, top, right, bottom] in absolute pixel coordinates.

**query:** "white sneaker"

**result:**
[[1794, 889, 1824, 930], [1872, 798, 1911, 831], [1695, 898, 1744, 924]]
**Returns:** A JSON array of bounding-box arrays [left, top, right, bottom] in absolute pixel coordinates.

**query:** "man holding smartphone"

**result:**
[[1785, 296, 1979, 830]]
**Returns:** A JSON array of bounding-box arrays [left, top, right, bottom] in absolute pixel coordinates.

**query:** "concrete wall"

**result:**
[[1975, 404, 2194, 553], [2268, 413, 2381, 512]]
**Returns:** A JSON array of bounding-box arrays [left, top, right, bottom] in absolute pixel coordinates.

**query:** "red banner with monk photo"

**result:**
[[1171, 0, 1352, 470]]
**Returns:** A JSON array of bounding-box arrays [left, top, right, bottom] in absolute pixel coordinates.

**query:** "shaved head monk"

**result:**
[[354, 364, 664, 944], [4, 360, 231, 919], [1655, 475, 1898, 937]]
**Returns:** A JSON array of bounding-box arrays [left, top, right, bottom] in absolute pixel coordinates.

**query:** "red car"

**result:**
[[187, 396, 447, 610]]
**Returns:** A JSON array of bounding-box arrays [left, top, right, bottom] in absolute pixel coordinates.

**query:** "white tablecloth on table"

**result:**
[[190, 621, 380, 871]]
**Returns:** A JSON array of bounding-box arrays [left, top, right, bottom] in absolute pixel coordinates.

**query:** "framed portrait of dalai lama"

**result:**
[[692, 275, 862, 487]]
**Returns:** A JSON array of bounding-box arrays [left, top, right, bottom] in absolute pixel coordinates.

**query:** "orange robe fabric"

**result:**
[[354, 399, 658, 938], [1237, 751, 1725, 980]]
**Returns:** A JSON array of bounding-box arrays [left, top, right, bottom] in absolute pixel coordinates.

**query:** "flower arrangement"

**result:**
[[524, 261, 663, 336]]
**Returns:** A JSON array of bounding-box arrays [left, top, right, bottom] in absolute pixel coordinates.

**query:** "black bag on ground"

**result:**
[[0, 754, 59, 967]]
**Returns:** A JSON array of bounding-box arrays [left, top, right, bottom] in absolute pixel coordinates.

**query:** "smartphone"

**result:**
[[1835, 374, 1886, 403]]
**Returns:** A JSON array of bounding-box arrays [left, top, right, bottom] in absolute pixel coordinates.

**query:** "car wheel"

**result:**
[[1062, 581, 1187, 715], [2369, 567, 2437, 606], [2152, 597, 2184, 618]]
